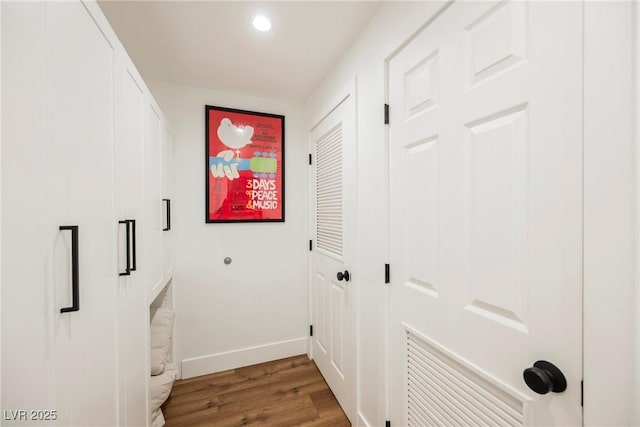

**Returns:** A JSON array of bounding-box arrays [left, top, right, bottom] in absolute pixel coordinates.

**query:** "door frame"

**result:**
[[0, 0, 3, 413], [582, 2, 639, 425], [381, 1, 639, 425], [636, 8, 640, 426]]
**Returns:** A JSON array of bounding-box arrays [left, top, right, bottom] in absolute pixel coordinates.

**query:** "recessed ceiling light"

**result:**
[[252, 15, 271, 32]]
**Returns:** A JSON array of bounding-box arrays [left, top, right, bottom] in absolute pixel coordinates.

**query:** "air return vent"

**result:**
[[315, 123, 343, 257], [406, 329, 525, 426]]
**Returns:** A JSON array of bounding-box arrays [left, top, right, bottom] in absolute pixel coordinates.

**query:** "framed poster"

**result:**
[[205, 105, 285, 223]]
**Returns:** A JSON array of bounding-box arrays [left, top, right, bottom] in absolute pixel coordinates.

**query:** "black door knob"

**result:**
[[523, 360, 567, 394], [337, 270, 350, 282]]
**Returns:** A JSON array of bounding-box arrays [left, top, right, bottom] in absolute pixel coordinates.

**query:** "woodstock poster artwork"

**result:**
[[205, 105, 285, 223]]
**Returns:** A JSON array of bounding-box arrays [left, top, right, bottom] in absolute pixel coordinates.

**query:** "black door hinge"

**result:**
[[386, 421, 391, 427], [581, 380, 583, 407], [309, 240, 313, 251], [310, 325, 313, 337], [309, 153, 312, 165], [384, 104, 389, 125], [385, 263, 390, 284]]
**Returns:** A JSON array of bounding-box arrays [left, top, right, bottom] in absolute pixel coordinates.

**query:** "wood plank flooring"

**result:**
[[162, 355, 350, 427]]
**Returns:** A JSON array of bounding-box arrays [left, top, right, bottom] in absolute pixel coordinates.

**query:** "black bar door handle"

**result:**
[[129, 219, 137, 271], [119, 220, 131, 276], [163, 199, 171, 231], [60, 225, 80, 313]]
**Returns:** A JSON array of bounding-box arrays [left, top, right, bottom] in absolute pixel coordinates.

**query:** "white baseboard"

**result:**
[[181, 337, 307, 379]]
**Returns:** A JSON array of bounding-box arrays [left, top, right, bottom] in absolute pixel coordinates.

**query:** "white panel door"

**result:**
[[144, 102, 163, 300], [1, 1, 52, 417], [48, 1, 118, 425], [310, 91, 356, 422], [389, 1, 583, 425], [115, 57, 149, 427], [161, 123, 173, 281]]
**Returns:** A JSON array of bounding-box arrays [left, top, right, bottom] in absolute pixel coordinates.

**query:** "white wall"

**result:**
[[305, 3, 447, 426], [148, 81, 308, 379]]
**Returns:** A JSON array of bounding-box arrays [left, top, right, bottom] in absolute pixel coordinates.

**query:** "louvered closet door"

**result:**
[[310, 90, 356, 423], [389, 1, 583, 425]]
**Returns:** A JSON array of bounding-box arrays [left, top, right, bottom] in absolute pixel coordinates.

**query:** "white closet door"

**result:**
[[48, 2, 118, 424], [115, 56, 149, 427], [1, 2, 52, 417], [310, 89, 357, 422], [161, 123, 173, 282], [144, 102, 163, 300]]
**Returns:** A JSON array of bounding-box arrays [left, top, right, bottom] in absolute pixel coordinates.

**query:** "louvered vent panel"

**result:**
[[406, 330, 524, 427], [316, 124, 343, 257]]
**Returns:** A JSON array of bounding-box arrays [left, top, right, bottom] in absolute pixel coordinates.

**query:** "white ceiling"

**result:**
[[98, 1, 382, 102]]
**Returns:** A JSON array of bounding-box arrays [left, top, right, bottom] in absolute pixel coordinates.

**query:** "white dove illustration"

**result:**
[[217, 118, 254, 149]]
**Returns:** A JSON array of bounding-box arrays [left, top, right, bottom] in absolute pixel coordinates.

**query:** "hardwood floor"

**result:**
[[162, 355, 350, 426]]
